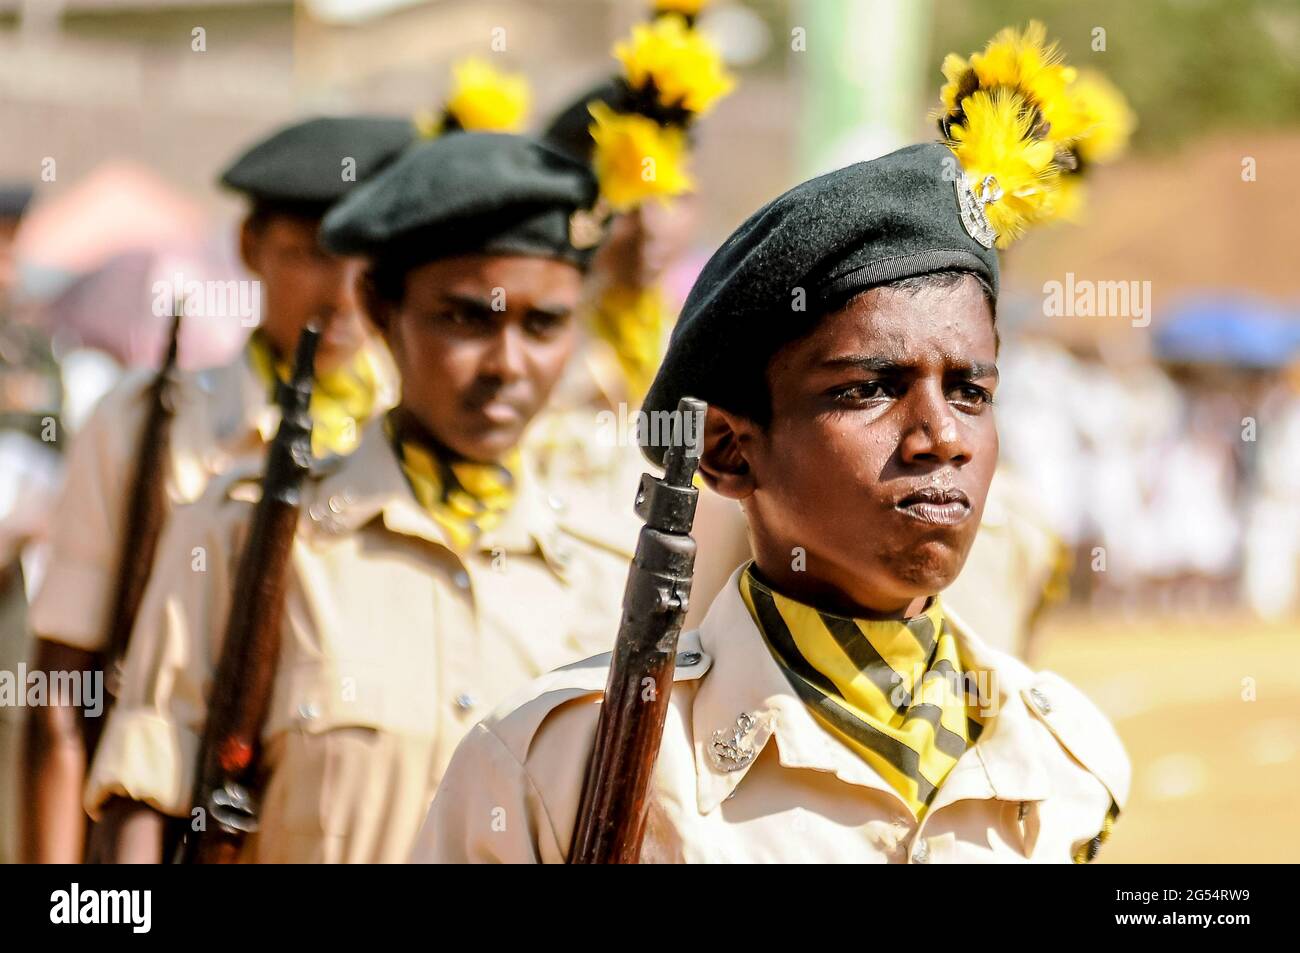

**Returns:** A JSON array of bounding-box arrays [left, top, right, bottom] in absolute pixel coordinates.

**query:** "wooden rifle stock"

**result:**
[[96, 306, 184, 725], [569, 396, 705, 864], [179, 325, 319, 864]]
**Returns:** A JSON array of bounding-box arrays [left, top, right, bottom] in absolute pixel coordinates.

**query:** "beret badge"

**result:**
[[954, 170, 1001, 249], [568, 199, 610, 250]]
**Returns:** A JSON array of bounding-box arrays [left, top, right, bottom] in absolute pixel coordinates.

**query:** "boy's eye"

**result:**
[[435, 308, 488, 330], [832, 381, 894, 403], [949, 384, 994, 408], [524, 313, 567, 339]]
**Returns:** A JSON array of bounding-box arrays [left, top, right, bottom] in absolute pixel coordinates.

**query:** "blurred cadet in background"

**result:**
[[85, 132, 630, 863], [0, 183, 63, 864], [21, 117, 409, 863], [526, 11, 753, 629]]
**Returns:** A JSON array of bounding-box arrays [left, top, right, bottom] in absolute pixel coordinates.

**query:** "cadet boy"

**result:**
[[23, 116, 408, 862], [85, 133, 629, 863], [417, 140, 1131, 864]]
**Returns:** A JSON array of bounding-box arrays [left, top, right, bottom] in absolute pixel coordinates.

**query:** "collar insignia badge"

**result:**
[[708, 711, 768, 773]]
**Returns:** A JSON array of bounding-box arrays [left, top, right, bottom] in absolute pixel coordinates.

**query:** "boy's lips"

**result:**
[[478, 401, 524, 425], [467, 392, 530, 426], [895, 487, 972, 526]]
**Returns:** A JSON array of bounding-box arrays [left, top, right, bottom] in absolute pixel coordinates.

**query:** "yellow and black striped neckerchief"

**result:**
[[385, 415, 521, 552], [247, 331, 381, 459], [739, 565, 985, 820]]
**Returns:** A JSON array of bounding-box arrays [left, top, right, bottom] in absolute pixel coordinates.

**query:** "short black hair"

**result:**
[[739, 269, 998, 427], [244, 200, 328, 234]]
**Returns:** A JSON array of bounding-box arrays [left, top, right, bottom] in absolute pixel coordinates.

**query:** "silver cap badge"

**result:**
[[954, 170, 1002, 249]]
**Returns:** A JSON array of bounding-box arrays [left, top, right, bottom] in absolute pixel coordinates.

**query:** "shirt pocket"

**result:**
[[269, 657, 441, 738]]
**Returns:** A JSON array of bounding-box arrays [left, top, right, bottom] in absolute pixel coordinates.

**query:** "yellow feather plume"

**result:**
[[416, 57, 531, 138], [944, 88, 1060, 247], [1068, 70, 1137, 165], [936, 22, 1135, 245], [939, 21, 1079, 148], [1039, 71, 1135, 224], [1043, 173, 1086, 224], [588, 101, 692, 212], [615, 14, 735, 117]]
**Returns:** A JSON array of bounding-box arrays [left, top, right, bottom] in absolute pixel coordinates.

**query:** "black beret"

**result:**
[[0, 184, 34, 220], [220, 116, 415, 216], [319, 132, 601, 270], [640, 142, 999, 465]]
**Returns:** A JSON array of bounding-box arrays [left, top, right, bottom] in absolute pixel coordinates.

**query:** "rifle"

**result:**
[[96, 303, 184, 726], [569, 396, 705, 864], [178, 324, 319, 864]]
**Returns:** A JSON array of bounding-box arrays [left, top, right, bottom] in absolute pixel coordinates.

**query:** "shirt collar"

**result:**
[[310, 418, 572, 576], [690, 567, 1052, 815], [215, 336, 401, 446], [186, 350, 278, 448]]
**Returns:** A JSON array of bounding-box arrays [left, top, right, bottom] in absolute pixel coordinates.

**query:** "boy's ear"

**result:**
[[698, 405, 757, 501], [237, 216, 261, 275]]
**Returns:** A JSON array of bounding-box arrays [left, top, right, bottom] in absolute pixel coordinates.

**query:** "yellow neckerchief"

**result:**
[[739, 565, 985, 821], [587, 282, 668, 405], [246, 331, 381, 458], [384, 414, 521, 552]]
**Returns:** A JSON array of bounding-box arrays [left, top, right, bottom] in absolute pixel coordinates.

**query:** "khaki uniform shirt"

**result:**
[[29, 349, 397, 652], [416, 566, 1130, 864], [84, 420, 630, 863], [523, 342, 645, 555]]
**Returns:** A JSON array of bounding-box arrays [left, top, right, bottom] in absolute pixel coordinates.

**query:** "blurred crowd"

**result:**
[[994, 316, 1300, 620]]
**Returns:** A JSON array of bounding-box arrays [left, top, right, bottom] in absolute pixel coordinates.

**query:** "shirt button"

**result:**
[[328, 494, 346, 514], [454, 693, 476, 711], [452, 570, 470, 590], [1029, 687, 1053, 714], [298, 701, 320, 721], [547, 494, 567, 513], [911, 839, 931, 864]]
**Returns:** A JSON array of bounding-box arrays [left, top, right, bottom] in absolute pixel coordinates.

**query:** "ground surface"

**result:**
[[1033, 610, 1300, 863]]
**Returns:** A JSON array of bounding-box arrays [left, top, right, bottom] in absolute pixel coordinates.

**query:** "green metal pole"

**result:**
[[795, 0, 934, 178]]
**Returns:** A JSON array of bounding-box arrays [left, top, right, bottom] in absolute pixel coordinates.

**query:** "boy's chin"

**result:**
[[889, 549, 967, 598], [453, 424, 527, 464]]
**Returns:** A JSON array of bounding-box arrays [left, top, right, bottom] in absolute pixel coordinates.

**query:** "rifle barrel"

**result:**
[[180, 324, 319, 864], [569, 396, 705, 864], [100, 309, 183, 706]]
